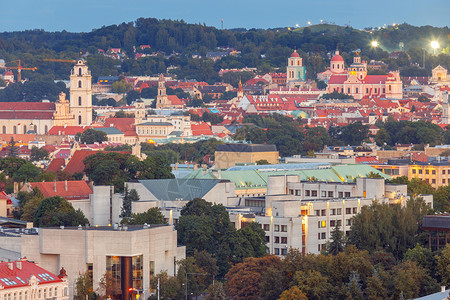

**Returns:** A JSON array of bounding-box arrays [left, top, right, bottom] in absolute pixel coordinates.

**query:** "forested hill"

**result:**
[[0, 18, 448, 83]]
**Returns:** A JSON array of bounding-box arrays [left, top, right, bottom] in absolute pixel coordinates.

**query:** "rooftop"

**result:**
[[216, 144, 277, 153]]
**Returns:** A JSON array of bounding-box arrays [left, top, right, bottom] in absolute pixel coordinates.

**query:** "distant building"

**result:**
[[0, 259, 69, 300], [327, 50, 403, 99], [286, 50, 306, 87], [215, 144, 279, 169], [422, 215, 450, 251]]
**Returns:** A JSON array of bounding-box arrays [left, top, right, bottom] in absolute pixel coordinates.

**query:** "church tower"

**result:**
[[156, 74, 169, 109], [53, 92, 75, 126], [135, 99, 146, 123], [330, 50, 345, 74], [70, 60, 92, 125], [237, 78, 244, 101], [442, 92, 449, 125], [287, 50, 306, 85]]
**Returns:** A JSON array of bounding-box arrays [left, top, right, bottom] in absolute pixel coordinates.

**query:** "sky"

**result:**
[[1, 0, 449, 32]]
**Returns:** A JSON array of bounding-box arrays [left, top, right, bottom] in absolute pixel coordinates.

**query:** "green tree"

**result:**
[[278, 286, 307, 300], [256, 159, 270, 165], [13, 162, 41, 182], [6, 137, 19, 157], [97, 271, 120, 299], [119, 186, 139, 218], [77, 129, 108, 144], [33, 196, 89, 227], [327, 223, 345, 255], [206, 282, 228, 300], [293, 269, 332, 300], [30, 146, 49, 162], [121, 207, 166, 225], [74, 272, 94, 300], [436, 244, 450, 287], [150, 271, 180, 300]]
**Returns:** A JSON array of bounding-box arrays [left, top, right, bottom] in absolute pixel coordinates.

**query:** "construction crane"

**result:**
[[0, 60, 37, 82], [43, 59, 76, 63]]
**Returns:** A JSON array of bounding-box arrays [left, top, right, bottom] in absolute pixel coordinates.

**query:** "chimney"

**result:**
[[8, 262, 13, 270], [65, 180, 68, 191], [441, 286, 446, 293], [54, 180, 57, 192], [16, 261, 22, 270]]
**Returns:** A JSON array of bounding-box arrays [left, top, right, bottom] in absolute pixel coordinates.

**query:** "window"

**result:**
[[274, 225, 279, 232], [321, 232, 326, 239], [44, 289, 47, 299], [321, 209, 326, 216], [281, 248, 288, 255], [263, 224, 269, 231], [38, 290, 41, 299], [330, 220, 336, 227], [311, 190, 318, 197], [315, 210, 320, 216], [419, 169, 423, 174], [79, 68, 82, 76], [328, 191, 334, 197], [321, 191, 326, 197], [79, 115, 82, 125], [49, 289, 52, 298], [356, 88, 359, 93], [426, 170, 429, 175], [266, 236, 270, 243], [274, 248, 280, 255], [353, 207, 357, 214], [366, 88, 369, 94], [318, 233, 321, 239], [346, 208, 351, 214], [78, 96, 82, 106], [289, 189, 294, 195], [346, 219, 352, 226], [443, 179, 446, 184], [345, 192, 351, 197], [432, 179, 436, 184], [78, 80, 82, 88], [2, 126, 5, 134], [281, 237, 287, 244], [337, 208, 342, 215], [13, 126, 16, 134], [305, 190, 310, 196], [54, 288, 57, 298], [330, 209, 336, 216], [389, 85, 391, 91], [337, 220, 342, 226], [338, 192, 343, 198], [432, 170, 436, 175], [443, 170, 446, 175], [348, 88, 351, 93], [281, 225, 287, 232], [295, 190, 300, 196]]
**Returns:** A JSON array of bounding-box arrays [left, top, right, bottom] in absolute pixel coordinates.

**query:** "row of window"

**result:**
[[291, 189, 352, 198], [412, 169, 450, 175], [1, 286, 65, 300], [137, 129, 167, 135], [274, 248, 288, 255], [318, 218, 352, 228], [314, 207, 357, 216], [333, 87, 389, 95], [262, 224, 287, 232], [3, 125, 40, 135]]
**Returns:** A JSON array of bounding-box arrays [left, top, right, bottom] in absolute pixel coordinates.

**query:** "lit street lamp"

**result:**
[[431, 41, 439, 55], [371, 41, 379, 48]]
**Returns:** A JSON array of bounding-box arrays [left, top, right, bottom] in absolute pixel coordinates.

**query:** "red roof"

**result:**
[[0, 102, 55, 111], [290, 50, 300, 58], [363, 75, 387, 84], [328, 74, 348, 85], [48, 126, 88, 136], [46, 158, 66, 173], [30, 180, 92, 201], [64, 150, 96, 175], [104, 118, 135, 132], [0, 260, 63, 290], [191, 122, 214, 136], [356, 156, 380, 164], [167, 95, 184, 106], [0, 111, 54, 120], [331, 54, 344, 62]]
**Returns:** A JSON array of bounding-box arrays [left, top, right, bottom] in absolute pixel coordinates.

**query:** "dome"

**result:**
[[331, 54, 344, 62], [290, 50, 300, 58], [387, 72, 396, 80]]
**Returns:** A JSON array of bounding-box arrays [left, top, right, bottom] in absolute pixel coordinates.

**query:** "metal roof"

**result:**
[[138, 179, 223, 201], [94, 127, 124, 135], [227, 162, 330, 171], [216, 144, 277, 153]]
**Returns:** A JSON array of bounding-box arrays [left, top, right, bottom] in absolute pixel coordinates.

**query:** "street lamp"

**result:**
[[431, 41, 439, 55], [371, 41, 379, 48]]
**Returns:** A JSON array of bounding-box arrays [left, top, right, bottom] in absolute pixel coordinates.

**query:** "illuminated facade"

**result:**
[[409, 162, 450, 189]]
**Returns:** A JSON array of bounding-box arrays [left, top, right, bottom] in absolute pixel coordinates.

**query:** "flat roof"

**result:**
[[216, 144, 277, 153]]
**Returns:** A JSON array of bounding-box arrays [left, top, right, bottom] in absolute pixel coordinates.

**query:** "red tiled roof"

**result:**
[[104, 118, 135, 132], [191, 122, 214, 136], [331, 54, 344, 62], [48, 126, 88, 136], [0, 102, 55, 111], [328, 74, 348, 85], [64, 150, 96, 175], [167, 95, 184, 106], [356, 156, 380, 164], [46, 158, 66, 173], [30, 180, 92, 201], [0, 111, 54, 120], [0, 260, 62, 290], [363, 75, 387, 84], [290, 51, 300, 58]]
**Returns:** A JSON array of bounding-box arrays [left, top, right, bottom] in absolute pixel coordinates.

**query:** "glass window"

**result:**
[[312, 190, 318, 197], [305, 190, 310, 196], [281, 225, 287, 232], [321, 232, 326, 239], [432, 170, 436, 175], [281, 237, 287, 244], [281, 248, 287, 255], [337, 208, 342, 215], [345, 192, 351, 197], [338, 192, 343, 198], [315, 210, 320, 216], [263, 224, 270, 231], [353, 207, 357, 214], [426, 170, 429, 175], [419, 169, 423, 174], [330, 220, 336, 227], [330, 209, 335, 216], [274, 248, 280, 255], [106, 256, 122, 291], [132, 255, 143, 290], [274, 225, 279, 232], [328, 191, 334, 197], [321, 210, 326, 216], [321, 191, 326, 197], [413, 169, 416, 174]]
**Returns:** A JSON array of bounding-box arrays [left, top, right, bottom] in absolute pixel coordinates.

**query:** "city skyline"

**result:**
[[2, 0, 450, 32]]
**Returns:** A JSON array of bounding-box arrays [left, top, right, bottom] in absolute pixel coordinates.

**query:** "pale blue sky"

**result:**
[[1, 0, 449, 32]]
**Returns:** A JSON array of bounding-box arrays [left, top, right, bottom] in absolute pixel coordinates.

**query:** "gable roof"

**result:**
[[29, 181, 92, 201], [46, 158, 66, 173], [64, 150, 96, 175], [48, 126, 88, 136], [138, 179, 222, 201], [0, 260, 63, 290]]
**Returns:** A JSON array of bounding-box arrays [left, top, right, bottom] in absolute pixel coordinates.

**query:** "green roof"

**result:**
[[138, 179, 222, 201]]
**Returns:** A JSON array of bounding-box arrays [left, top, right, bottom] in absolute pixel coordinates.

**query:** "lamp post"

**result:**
[[431, 41, 439, 55], [371, 41, 379, 48]]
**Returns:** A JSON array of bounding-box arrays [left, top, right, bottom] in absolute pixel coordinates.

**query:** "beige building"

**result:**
[[214, 144, 279, 169], [70, 60, 93, 126], [409, 162, 450, 189], [4, 225, 186, 300], [135, 122, 174, 142]]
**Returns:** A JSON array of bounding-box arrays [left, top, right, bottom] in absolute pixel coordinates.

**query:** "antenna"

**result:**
[[221, 18, 224, 29]]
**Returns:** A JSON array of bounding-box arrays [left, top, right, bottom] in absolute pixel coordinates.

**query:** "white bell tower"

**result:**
[[70, 59, 93, 125]]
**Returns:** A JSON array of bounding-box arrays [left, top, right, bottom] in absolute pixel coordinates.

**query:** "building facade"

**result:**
[[69, 60, 93, 126]]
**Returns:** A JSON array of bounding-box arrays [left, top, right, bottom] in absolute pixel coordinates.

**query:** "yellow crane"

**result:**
[[43, 59, 76, 63], [0, 60, 37, 82]]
